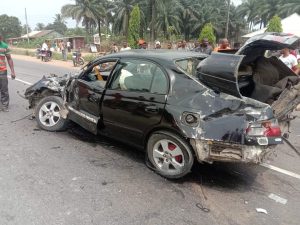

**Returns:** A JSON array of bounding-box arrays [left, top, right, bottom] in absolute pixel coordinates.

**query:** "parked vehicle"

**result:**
[[72, 50, 85, 67], [25, 33, 300, 179], [40, 50, 52, 62]]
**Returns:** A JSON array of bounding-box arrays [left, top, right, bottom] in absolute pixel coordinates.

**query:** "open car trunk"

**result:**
[[197, 33, 300, 124]]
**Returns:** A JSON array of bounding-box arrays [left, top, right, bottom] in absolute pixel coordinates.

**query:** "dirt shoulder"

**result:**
[[12, 54, 77, 69]]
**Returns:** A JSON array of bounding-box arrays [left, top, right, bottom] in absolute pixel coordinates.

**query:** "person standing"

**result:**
[[214, 38, 231, 51], [110, 43, 119, 53], [120, 41, 131, 51], [0, 34, 16, 112], [155, 41, 161, 49], [177, 40, 189, 51], [59, 40, 67, 61], [198, 38, 213, 55], [67, 40, 71, 52], [279, 48, 300, 74]]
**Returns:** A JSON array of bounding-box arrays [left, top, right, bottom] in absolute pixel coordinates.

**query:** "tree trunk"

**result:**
[[151, 0, 156, 43], [125, 10, 129, 40], [98, 19, 101, 43]]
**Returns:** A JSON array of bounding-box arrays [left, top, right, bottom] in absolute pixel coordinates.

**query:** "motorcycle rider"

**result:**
[[41, 40, 52, 60]]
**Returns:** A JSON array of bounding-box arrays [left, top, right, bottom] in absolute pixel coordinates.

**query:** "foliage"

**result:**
[[45, 14, 68, 34], [65, 27, 86, 36], [58, 0, 299, 44], [128, 5, 141, 48], [0, 14, 22, 39], [16, 38, 45, 49], [266, 15, 283, 32], [35, 23, 45, 31], [199, 23, 216, 45]]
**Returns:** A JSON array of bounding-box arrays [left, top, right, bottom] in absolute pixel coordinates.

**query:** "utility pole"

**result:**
[[25, 8, 29, 43], [225, 0, 231, 39]]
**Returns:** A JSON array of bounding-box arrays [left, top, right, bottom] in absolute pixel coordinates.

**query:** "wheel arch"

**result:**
[[143, 127, 192, 151]]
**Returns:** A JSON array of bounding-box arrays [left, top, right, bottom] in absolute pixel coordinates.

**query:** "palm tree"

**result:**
[[178, 0, 201, 40], [112, 0, 136, 38], [237, 0, 260, 31], [155, 0, 181, 39], [279, 0, 300, 16], [61, 0, 105, 40]]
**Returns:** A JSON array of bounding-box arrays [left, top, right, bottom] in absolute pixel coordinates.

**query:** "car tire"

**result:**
[[35, 96, 69, 132], [147, 132, 194, 179]]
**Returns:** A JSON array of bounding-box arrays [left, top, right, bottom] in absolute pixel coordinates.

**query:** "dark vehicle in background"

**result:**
[[25, 33, 300, 179]]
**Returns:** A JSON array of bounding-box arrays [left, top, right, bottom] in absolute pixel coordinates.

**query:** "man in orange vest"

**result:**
[[0, 34, 16, 112]]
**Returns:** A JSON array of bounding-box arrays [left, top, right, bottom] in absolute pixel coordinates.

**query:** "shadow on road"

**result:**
[[66, 122, 266, 191]]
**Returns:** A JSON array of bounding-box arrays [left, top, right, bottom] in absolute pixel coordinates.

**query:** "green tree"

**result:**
[[199, 23, 216, 45], [0, 14, 22, 39], [35, 23, 45, 31], [112, 0, 135, 38], [128, 5, 141, 48], [266, 15, 283, 32], [45, 14, 68, 34]]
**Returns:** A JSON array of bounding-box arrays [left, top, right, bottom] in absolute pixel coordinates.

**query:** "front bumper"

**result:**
[[190, 139, 277, 164]]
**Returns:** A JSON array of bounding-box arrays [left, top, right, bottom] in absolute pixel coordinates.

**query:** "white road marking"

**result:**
[[8, 76, 32, 85], [260, 163, 300, 180]]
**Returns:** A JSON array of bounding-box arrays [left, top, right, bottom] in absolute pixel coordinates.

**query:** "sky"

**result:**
[[0, 0, 76, 30], [0, 0, 242, 31]]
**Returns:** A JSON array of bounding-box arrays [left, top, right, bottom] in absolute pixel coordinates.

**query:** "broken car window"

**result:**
[[81, 61, 117, 88]]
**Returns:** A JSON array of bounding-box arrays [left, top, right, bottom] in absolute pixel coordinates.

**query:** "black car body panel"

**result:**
[[197, 53, 244, 98], [24, 34, 300, 164]]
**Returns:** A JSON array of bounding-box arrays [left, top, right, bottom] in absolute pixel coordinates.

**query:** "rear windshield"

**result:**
[[175, 58, 202, 77]]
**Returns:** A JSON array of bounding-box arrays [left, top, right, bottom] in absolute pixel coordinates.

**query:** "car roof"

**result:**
[[99, 50, 207, 63]]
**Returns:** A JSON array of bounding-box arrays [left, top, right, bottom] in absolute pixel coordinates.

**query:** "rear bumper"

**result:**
[[190, 139, 278, 164]]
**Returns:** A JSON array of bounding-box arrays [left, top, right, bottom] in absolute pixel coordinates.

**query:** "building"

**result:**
[[7, 30, 63, 44]]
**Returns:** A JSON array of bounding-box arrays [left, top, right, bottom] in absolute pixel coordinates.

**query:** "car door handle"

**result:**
[[145, 105, 159, 113]]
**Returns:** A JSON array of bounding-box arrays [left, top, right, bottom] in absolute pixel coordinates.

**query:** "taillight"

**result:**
[[262, 121, 281, 137], [246, 120, 281, 137]]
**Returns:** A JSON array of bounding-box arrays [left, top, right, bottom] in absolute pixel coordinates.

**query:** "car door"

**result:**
[[102, 58, 169, 146], [67, 59, 117, 134]]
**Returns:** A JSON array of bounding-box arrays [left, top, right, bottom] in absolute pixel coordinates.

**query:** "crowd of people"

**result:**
[[109, 38, 234, 55]]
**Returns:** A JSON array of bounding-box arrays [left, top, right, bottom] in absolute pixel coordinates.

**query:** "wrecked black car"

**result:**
[[25, 33, 300, 179]]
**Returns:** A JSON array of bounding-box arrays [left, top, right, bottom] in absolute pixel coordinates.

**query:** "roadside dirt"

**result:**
[[12, 54, 79, 69]]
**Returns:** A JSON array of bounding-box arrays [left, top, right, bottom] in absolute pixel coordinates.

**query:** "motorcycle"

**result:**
[[36, 48, 41, 59], [40, 50, 52, 62], [72, 51, 85, 67]]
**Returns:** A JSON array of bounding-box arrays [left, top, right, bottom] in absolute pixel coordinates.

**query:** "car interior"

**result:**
[[237, 53, 298, 104]]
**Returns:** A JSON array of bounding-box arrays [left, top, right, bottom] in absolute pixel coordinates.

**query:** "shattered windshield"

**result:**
[[175, 58, 202, 77]]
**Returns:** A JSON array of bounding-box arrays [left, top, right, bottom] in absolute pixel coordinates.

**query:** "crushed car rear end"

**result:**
[[170, 33, 300, 164]]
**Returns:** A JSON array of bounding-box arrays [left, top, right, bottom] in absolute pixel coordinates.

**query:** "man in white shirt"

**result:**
[[42, 41, 49, 51], [279, 48, 299, 74], [120, 41, 131, 51]]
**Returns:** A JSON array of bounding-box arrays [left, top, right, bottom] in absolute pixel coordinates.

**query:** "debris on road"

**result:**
[[268, 193, 287, 205], [256, 208, 268, 214]]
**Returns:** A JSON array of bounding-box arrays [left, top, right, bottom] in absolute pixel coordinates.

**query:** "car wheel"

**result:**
[[147, 132, 194, 179], [35, 96, 68, 131]]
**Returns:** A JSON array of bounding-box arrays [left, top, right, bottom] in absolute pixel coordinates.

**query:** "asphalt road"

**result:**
[[0, 56, 300, 225]]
